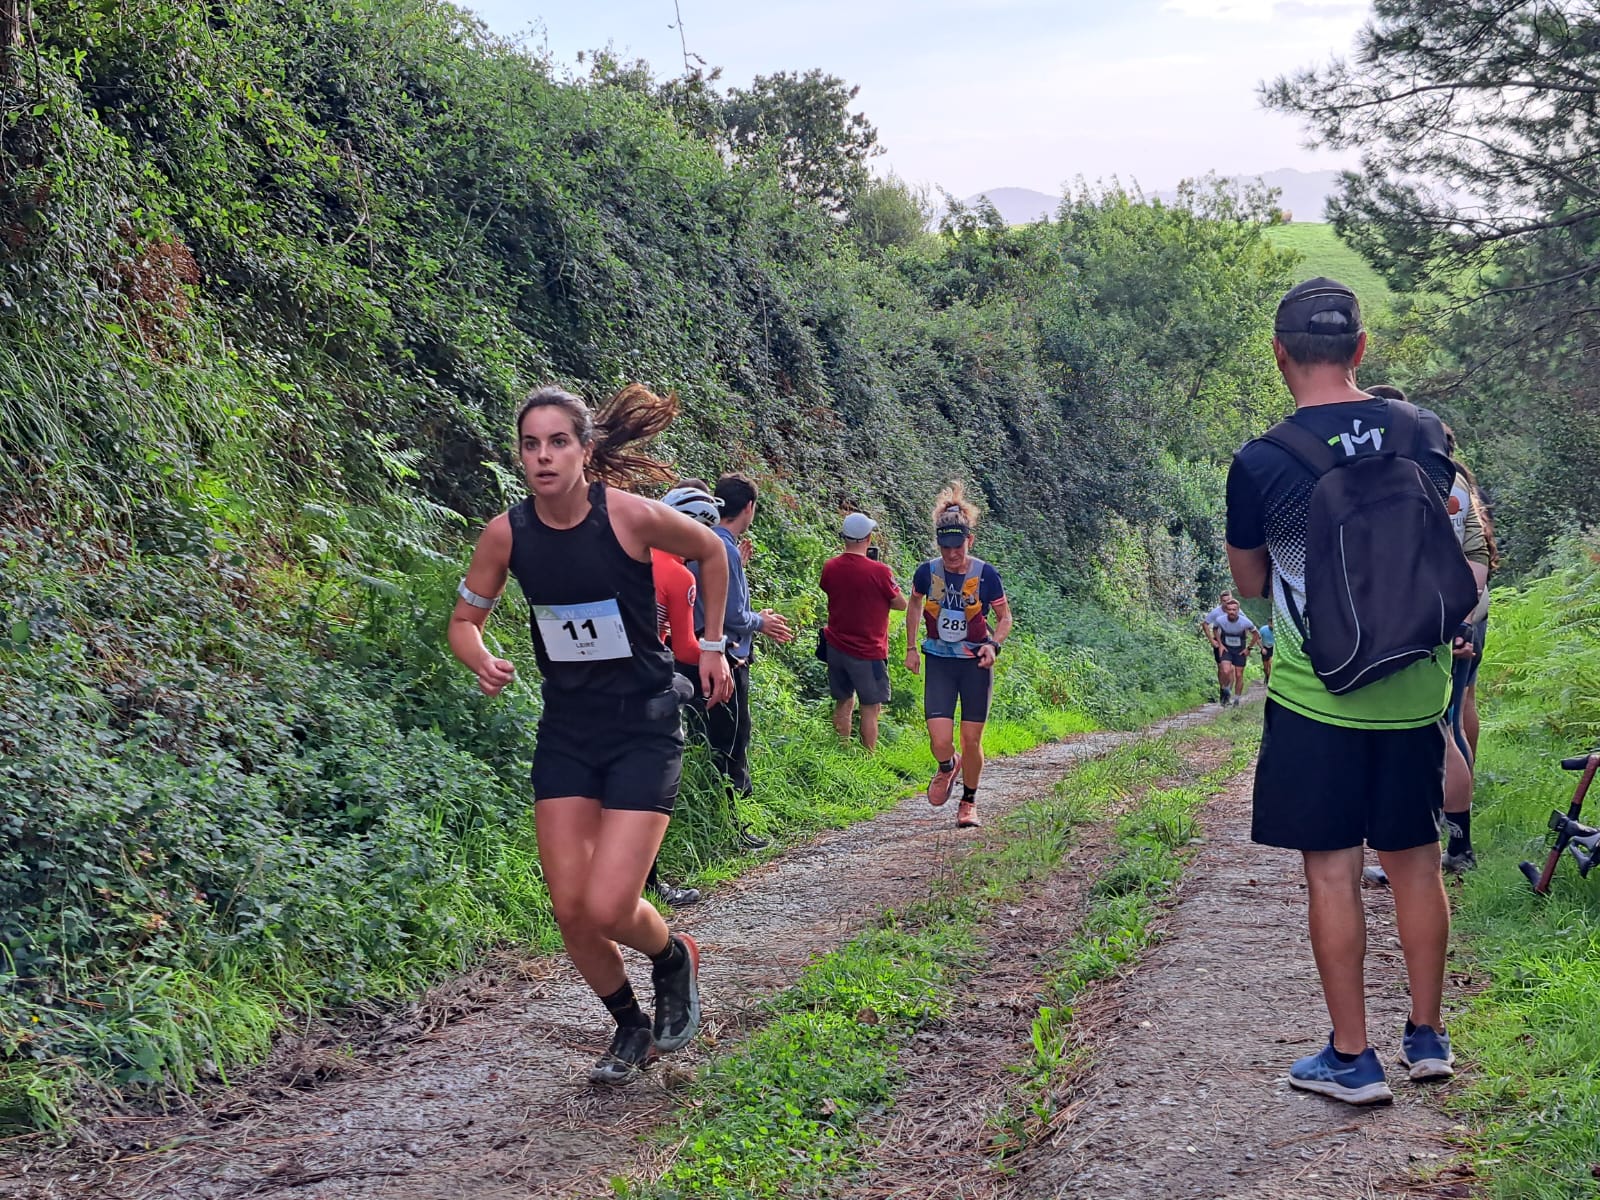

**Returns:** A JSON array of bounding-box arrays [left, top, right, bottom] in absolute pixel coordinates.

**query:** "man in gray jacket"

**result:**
[[689, 472, 793, 847]]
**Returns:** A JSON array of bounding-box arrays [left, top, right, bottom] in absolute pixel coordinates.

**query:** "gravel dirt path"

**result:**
[[4, 700, 1472, 1200], [1003, 773, 1466, 1200], [0, 710, 1219, 1200]]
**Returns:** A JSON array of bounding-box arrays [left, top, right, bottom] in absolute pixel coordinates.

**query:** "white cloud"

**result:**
[[1161, 0, 1364, 22]]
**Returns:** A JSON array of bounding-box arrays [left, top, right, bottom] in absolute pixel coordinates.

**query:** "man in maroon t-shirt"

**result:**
[[820, 513, 908, 749]]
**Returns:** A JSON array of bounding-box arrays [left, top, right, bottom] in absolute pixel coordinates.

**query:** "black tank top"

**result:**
[[506, 481, 673, 698]]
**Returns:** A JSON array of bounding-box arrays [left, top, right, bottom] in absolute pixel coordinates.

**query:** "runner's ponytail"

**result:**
[[932, 480, 980, 530], [516, 383, 679, 489]]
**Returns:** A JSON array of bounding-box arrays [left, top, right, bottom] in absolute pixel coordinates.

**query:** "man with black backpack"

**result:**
[[1225, 278, 1479, 1107]]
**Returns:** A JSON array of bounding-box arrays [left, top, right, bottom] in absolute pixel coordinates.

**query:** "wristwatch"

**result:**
[[698, 636, 729, 653]]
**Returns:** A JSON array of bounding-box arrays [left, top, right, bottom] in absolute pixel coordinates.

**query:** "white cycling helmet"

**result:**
[[662, 485, 723, 527]]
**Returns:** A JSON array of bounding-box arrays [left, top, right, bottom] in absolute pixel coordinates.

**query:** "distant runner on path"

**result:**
[[903, 482, 1012, 829], [1257, 621, 1274, 685], [1212, 598, 1258, 707], [1227, 279, 1468, 1107], [449, 384, 734, 1085], [1202, 589, 1235, 700]]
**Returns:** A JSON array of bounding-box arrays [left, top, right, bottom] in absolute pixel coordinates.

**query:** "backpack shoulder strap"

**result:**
[[1259, 418, 1341, 478], [1382, 398, 1422, 459]]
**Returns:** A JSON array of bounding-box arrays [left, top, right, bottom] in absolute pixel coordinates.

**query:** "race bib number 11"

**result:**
[[535, 599, 631, 661]]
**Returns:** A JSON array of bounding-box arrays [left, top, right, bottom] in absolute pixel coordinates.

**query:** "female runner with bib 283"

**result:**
[[903, 482, 1011, 830], [448, 384, 734, 1084]]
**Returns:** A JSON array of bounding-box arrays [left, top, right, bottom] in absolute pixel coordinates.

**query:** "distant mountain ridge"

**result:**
[[962, 168, 1344, 226]]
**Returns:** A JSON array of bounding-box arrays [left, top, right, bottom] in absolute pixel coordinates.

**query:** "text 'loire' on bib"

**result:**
[[535, 599, 631, 661]]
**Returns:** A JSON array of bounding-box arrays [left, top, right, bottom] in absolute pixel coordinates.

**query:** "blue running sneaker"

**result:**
[[1288, 1037, 1394, 1105], [1399, 1023, 1455, 1081]]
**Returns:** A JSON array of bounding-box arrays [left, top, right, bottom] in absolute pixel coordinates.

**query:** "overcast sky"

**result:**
[[461, 0, 1372, 200]]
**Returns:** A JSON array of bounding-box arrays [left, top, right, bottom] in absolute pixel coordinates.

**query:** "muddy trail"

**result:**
[[3, 709, 1225, 1200]]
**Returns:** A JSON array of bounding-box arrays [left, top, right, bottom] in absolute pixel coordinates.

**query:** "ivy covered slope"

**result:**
[[0, 0, 1293, 1125]]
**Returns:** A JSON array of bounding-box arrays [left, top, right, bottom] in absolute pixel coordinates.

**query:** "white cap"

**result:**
[[842, 512, 876, 540]]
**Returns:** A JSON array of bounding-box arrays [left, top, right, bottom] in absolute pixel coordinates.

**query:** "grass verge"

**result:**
[[623, 710, 1257, 1199], [1420, 536, 1600, 1198]]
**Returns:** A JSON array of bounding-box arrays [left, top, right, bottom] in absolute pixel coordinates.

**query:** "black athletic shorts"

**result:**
[[1223, 647, 1249, 668], [1252, 700, 1445, 853], [923, 654, 993, 723], [1455, 616, 1487, 690], [531, 687, 685, 814], [1211, 644, 1223, 663], [1261, 646, 1274, 661], [826, 642, 891, 706]]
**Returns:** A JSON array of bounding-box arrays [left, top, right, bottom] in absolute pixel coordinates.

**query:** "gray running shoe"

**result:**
[[588, 1024, 655, 1084], [657, 881, 702, 906], [1441, 848, 1478, 874], [652, 933, 702, 1053], [1362, 865, 1390, 887]]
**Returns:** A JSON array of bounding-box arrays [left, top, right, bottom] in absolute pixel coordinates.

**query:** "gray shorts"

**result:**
[[826, 642, 891, 706]]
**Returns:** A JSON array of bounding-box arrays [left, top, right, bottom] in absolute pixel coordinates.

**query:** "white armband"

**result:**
[[458, 580, 499, 611]]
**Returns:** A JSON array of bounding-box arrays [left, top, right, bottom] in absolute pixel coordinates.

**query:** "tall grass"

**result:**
[[1439, 534, 1600, 1198]]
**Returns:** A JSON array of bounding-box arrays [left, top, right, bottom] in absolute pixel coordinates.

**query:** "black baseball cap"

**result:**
[[936, 520, 970, 548], [1274, 277, 1362, 337]]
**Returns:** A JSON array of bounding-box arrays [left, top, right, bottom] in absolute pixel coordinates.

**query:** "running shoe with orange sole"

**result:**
[[928, 754, 961, 807]]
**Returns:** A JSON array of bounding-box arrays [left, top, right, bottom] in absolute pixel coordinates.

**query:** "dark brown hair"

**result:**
[[516, 383, 679, 488], [714, 472, 758, 519]]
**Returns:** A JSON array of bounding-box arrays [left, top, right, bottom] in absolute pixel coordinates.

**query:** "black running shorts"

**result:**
[[1251, 700, 1445, 853], [826, 642, 892, 706], [1223, 647, 1249, 668], [1455, 616, 1487, 690], [923, 654, 993, 724], [531, 690, 684, 814]]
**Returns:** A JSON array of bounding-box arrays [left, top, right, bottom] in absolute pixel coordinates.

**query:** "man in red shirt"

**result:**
[[820, 513, 908, 749]]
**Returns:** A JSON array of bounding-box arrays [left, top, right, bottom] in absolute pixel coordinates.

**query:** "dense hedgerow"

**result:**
[[1, 0, 1268, 1126]]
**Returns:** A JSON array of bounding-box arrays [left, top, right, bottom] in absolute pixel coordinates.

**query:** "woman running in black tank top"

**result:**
[[448, 384, 734, 1084]]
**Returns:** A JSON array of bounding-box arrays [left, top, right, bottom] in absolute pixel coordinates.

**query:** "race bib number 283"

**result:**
[[534, 600, 631, 661]]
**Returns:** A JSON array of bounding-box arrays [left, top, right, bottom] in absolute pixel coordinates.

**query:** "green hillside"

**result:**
[[1265, 222, 1393, 312]]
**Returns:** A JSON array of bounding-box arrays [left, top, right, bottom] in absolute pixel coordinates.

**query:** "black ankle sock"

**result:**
[[1331, 1045, 1362, 1063], [961, 785, 977, 802], [650, 934, 684, 973], [938, 757, 955, 773], [600, 981, 649, 1029], [1445, 811, 1472, 855]]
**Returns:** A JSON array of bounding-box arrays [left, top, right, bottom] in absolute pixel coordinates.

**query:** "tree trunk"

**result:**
[[0, 0, 21, 85]]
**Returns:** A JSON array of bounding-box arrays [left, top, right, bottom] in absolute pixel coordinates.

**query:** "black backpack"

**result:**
[[1261, 400, 1478, 695]]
